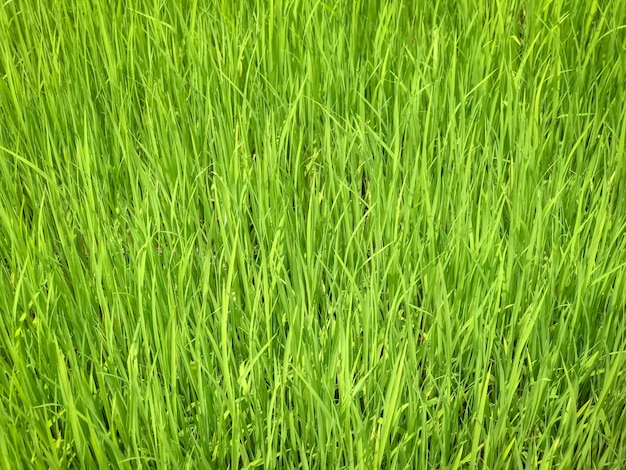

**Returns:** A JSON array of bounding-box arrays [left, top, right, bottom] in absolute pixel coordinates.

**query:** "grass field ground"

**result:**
[[1, 0, 626, 468]]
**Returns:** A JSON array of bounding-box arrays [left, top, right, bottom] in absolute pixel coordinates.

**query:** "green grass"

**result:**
[[1, 0, 626, 468]]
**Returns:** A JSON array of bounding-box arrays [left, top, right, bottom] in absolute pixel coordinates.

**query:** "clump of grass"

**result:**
[[1, 1, 626, 468]]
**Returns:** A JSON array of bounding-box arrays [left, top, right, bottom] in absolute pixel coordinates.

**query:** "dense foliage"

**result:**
[[1, 1, 625, 468]]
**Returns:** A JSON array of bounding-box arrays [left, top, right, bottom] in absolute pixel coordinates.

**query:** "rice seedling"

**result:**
[[1, 0, 625, 468]]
